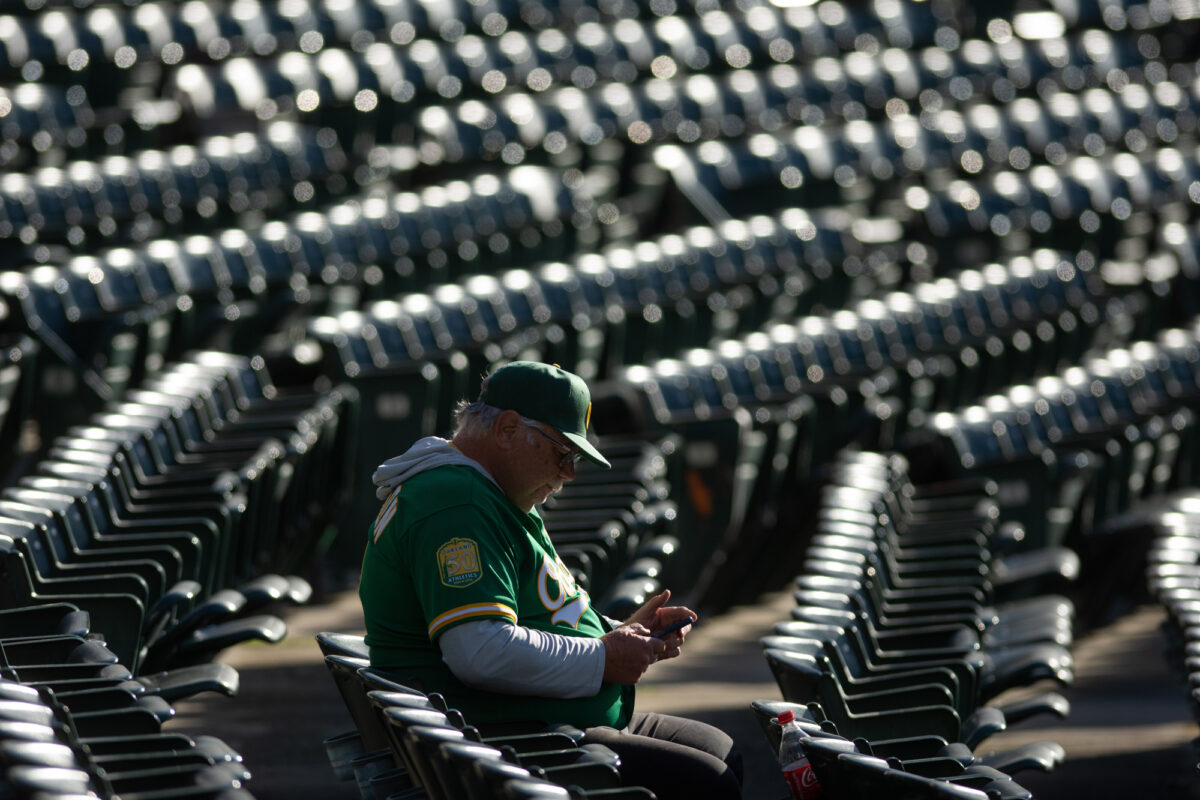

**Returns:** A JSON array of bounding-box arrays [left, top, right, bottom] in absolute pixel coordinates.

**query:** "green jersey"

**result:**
[[359, 463, 634, 729]]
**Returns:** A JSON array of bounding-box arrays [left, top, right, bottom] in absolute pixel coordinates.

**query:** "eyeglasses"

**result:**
[[525, 423, 583, 469]]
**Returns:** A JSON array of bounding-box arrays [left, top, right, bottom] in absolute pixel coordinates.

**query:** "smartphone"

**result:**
[[650, 617, 694, 639]]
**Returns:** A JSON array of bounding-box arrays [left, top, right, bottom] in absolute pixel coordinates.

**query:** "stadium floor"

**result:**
[[165, 589, 1200, 800]]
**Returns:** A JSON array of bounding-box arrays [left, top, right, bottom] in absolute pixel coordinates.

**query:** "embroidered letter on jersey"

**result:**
[[438, 538, 482, 587], [537, 553, 590, 627]]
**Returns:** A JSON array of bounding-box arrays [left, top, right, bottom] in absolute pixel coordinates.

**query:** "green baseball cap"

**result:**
[[480, 361, 610, 469]]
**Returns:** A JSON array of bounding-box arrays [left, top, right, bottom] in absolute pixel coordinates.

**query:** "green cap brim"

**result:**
[[561, 431, 610, 469]]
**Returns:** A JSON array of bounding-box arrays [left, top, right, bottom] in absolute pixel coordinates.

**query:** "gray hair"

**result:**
[[452, 400, 547, 445], [452, 400, 504, 438]]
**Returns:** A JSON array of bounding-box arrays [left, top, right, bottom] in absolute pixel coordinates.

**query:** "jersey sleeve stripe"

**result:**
[[371, 491, 400, 544], [427, 602, 518, 637]]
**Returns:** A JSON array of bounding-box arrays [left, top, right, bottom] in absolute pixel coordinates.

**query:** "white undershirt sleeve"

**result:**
[[438, 619, 606, 699]]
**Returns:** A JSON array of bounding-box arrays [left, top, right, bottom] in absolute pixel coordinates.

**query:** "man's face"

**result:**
[[505, 421, 579, 512]]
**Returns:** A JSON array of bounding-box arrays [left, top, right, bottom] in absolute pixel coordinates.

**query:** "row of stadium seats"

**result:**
[[1143, 492, 1200, 773], [756, 450, 1075, 797], [305, 241, 1112, 550], [413, 64, 1200, 180], [6, 195, 892, 407], [900, 323, 1200, 628], [751, 701, 1046, 799], [2, 0, 949, 100], [661, 125, 1200, 235], [599, 247, 1104, 610], [163, 16, 1200, 172], [4, 0, 927, 72], [0, 0, 749, 30], [0, 656, 254, 800], [0, 122, 348, 260], [0, 352, 362, 796], [0, 165, 592, 451], [9, 151, 1189, 438], [12, 25, 1200, 182], [0, 351, 357, 673], [0, 2, 1192, 151], [304, 206, 903, 551]]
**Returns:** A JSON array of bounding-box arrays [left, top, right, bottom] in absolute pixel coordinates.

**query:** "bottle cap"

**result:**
[[777, 710, 794, 724]]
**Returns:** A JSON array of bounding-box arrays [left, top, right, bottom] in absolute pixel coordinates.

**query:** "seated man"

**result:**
[[359, 361, 743, 800]]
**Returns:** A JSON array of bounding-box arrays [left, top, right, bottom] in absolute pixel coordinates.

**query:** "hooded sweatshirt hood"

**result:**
[[372, 436, 498, 500]]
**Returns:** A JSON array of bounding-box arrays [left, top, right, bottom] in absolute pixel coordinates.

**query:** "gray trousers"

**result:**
[[583, 711, 744, 800]]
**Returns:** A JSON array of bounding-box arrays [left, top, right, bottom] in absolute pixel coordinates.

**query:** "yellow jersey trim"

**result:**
[[427, 602, 518, 638]]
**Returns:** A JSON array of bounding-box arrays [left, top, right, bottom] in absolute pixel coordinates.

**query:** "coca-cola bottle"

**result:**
[[777, 710, 822, 800]]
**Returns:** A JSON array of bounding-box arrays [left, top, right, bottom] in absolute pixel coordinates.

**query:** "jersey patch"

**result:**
[[438, 538, 483, 587]]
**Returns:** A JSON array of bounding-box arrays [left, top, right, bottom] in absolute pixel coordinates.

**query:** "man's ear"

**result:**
[[493, 410, 523, 451]]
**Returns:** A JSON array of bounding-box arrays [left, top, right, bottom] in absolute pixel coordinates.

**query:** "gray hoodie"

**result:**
[[372, 436, 499, 500]]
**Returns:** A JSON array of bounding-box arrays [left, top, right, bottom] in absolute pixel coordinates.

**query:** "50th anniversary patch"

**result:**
[[438, 538, 482, 587]]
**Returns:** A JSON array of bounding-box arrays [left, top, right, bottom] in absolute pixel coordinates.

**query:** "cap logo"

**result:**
[[585, 402, 592, 431]]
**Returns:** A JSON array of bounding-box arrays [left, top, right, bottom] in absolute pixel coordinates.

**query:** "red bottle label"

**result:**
[[783, 759, 822, 800]]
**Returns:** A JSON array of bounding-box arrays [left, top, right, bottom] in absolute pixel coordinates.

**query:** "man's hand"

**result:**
[[600, 624, 666, 684], [625, 589, 696, 660]]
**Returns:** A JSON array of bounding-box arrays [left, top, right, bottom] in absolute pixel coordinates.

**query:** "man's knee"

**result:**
[[634, 712, 740, 763], [622, 712, 744, 791], [581, 720, 741, 799]]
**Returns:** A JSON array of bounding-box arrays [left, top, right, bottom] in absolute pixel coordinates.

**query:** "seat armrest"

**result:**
[[992, 691, 1070, 726], [960, 706, 1005, 750], [137, 663, 241, 701], [990, 548, 1080, 597], [162, 615, 286, 669], [978, 741, 1065, 775]]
